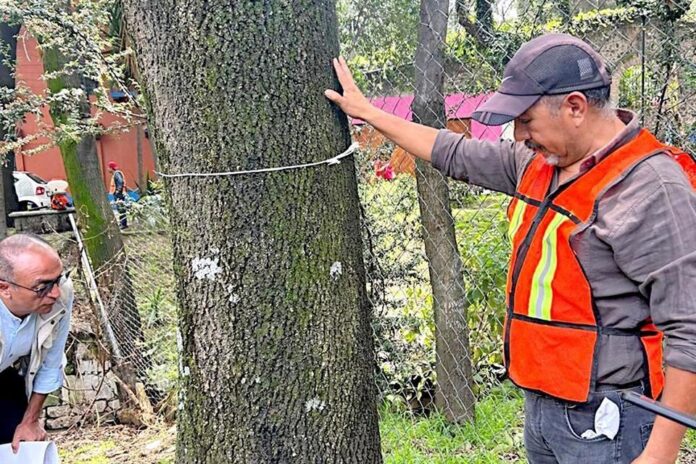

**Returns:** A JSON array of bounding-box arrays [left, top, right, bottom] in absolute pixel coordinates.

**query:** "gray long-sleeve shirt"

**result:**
[[431, 110, 696, 385]]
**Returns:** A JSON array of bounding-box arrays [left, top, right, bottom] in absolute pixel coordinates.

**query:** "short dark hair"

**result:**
[[542, 85, 612, 115], [581, 86, 611, 109]]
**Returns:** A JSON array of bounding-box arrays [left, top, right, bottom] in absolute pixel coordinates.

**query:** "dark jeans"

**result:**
[[0, 368, 28, 444], [114, 191, 128, 228], [524, 384, 655, 463]]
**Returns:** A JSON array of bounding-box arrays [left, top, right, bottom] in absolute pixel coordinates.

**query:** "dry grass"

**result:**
[[53, 422, 175, 464]]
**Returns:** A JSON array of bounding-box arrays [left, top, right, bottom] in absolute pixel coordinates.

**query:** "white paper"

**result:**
[[580, 397, 620, 440], [0, 441, 60, 464]]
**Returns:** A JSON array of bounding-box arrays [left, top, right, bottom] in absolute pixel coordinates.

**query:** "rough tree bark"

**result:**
[[456, 0, 494, 45], [412, 0, 475, 423], [123, 1, 382, 462], [136, 123, 146, 192], [40, 41, 150, 410], [0, 22, 21, 236], [557, 0, 572, 22], [476, 0, 494, 38]]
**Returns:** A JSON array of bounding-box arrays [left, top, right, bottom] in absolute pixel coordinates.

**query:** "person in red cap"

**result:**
[[107, 161, 128, 229], [326, 33, 696, 463]]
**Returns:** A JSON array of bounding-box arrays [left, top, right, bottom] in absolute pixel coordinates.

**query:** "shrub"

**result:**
[[359, 167, 511, 409]]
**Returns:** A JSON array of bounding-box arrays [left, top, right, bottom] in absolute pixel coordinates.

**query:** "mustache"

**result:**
[[525, 140, 544, 151]]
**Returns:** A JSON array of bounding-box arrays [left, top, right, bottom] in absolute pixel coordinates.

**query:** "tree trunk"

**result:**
[[123, 1, 382, 462], [145, 127, 160, 174], [136, 123, 146, 192], [557, 0, 572, 23], [0, 166, 6, 240], [456, 0, 494, 45], [476, 0, 494, 39], [0, 22, 21, 236], [41, 44, 150, 409], [412, 0, 475, 423], [1, 156, 18, 232]]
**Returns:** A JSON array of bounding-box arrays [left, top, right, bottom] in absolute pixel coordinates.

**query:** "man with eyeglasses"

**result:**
[[0, 234, 73, 453]]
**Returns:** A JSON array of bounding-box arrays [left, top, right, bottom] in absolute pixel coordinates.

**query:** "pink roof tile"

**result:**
[[351, 93, 501, 140]]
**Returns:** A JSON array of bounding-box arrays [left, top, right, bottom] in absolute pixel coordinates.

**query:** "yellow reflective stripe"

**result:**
[[507, 200, 527, 245], [528, 213, 567, 320]]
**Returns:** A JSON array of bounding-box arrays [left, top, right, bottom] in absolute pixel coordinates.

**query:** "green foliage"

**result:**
[[617, 0, 691, 21], [360, 171, 432, 407], [445, 31, 509, 95], [619, 65, 646, 110], [124, 233, 179, 393], [59, 440, 115, 463], [143, 287, 167, 327], [380, 383, 525, 463], [147, 177, 164, 195], [0, 0, 142, 157], [128, 194, 169, 230], [341, 0, 696, 98], [563, 6, 647, 35], [454, 202, 510, 391], [685, 430, 696, 455], [377, 285, 437, 410], [338, 0, 420, 93], [360, 151, 511, 407]]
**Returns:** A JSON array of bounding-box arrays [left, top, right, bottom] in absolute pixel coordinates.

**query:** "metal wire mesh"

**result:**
[[91, 193, 177, 411], [31, 194, 177, 425]]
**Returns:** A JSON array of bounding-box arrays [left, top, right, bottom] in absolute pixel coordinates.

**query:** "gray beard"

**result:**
[[525, 140, 560, 166], [544, 154, 560, 166]]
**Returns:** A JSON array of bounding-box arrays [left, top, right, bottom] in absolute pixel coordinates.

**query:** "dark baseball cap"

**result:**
[[472, 33, 612, 126]]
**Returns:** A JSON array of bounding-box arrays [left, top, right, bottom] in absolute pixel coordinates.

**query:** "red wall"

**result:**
[[15, 27, 156, 191]]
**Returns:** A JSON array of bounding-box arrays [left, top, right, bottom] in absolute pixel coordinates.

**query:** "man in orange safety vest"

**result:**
[[325, 33, 696, 463]]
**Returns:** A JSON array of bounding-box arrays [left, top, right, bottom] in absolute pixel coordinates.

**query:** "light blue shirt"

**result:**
[[0, 295, 72, 394]]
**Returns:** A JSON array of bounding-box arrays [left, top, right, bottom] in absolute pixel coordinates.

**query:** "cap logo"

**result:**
[[577, 57, 593, 80]]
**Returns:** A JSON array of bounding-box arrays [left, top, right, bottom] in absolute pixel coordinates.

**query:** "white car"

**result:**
[[13, 171, 51, 210]]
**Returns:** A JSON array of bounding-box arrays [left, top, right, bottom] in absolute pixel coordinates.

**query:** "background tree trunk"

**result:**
[[123, 1, 383, 462], [145, 127, 159, 174], [557, 0, 572, 21], [412, 0, 476, 423], [1, 156, 18, 234], [41, 43, 150, 409], [476, 0, 494, 39], [0, 22, 22, 236], [456, 0, 495, 45], [136, 123, 146, 192]]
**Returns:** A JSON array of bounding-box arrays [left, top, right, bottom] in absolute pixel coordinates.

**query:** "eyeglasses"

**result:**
[[2, 269, 72, 298]]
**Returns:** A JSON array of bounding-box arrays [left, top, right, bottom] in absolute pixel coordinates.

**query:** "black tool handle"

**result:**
[[622, 391, 696, 429]]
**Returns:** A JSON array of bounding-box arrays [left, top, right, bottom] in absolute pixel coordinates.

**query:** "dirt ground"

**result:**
[[50, 423, 696, 464], [52, 422, 175, 464]]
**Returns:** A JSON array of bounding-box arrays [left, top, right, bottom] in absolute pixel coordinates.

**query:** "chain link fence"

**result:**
[[87, 192, 177, 419], [26, 0, 696, 461], [32, 195, 176, 428]]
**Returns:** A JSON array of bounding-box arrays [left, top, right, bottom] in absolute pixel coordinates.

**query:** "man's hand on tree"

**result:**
[[324, 56, 438, 161], [324, 57, 376, 121], [11, 420, 48, 453]]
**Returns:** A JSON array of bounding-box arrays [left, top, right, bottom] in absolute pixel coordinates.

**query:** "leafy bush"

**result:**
[[359, 163, 511, 409], [127, 193, 169, 230], [454, 203, 510, 392]]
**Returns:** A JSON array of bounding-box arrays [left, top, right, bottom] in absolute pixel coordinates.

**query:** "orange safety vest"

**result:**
[[110, 170, 127, 194], [505, 129, 696, 403]]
